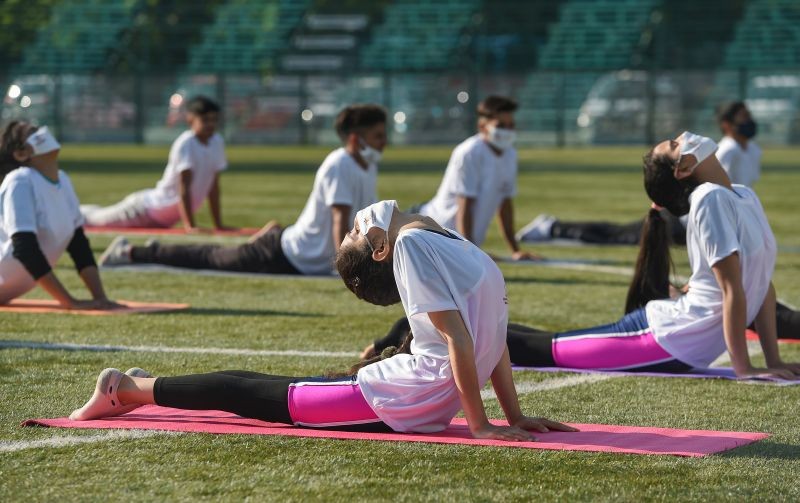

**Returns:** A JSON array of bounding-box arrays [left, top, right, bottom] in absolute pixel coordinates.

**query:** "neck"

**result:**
[[29, 155, 60, 182], [194, 132, 211, 145], [387, 211, 446, 245], [730, 133, 749, 149], [692, 156, 733, 189], [345, 144, 368, 170]]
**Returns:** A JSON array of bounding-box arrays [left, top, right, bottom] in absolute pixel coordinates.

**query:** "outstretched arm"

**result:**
[[497, 198, 542, 260], [178, 170, 197, 232], [208, 173, 232, 230], [455, 196, 475, 243], [330, 204, 351, 253]]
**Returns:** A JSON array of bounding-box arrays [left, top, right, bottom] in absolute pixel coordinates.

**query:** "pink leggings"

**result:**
[[288, 378, 382, 428]]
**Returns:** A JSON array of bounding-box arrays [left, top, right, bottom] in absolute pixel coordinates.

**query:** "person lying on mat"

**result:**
[[98, 104, 386, 276], [70, 200, 575, 441], [365, 133, 800, 378], [0, 121, 119, 309], [414, 95, 541, 261], [81, 96, 233, 232]]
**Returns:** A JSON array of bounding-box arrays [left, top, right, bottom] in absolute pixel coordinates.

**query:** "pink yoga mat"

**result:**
[[1, 299, 189, 315], [23, 405, 767, 457], [84, 226, 259, 237]]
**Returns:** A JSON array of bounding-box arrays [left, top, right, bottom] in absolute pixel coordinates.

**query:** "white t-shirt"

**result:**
[[142, 131, 227, 226], [716, 136, 761, 187], [280, 148, 377, 275], [419, 135, 518, 246], [357, 228, 509, 432], [0, 168, 84, 302], [646, 183, 776, 368]]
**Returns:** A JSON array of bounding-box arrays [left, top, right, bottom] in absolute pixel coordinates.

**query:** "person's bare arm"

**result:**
[[456, 196, 475, 243], [490, 346, 577, 434], [330, 204, 352, 253], [713, 254, 795, 379], [497, 198, 542, 260], [77, 266, 121, 309], [208, 173, 232, 230], [178, 170, 198, 232], [428, 310, 532, 441], [37, 271, 111, 310]]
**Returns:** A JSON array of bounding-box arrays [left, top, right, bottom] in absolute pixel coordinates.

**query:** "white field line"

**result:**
[[0, 430, 177, 453], [0, 339, 358, 359], [481, 373, 617, 400]]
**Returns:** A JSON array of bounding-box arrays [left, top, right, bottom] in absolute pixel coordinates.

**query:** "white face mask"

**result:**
[[359, 139, 382, 165], [26, 126, 61, 157], [355, 200, 397, 248], [678, 131, 717, 172], [486, 124, 516, 151]]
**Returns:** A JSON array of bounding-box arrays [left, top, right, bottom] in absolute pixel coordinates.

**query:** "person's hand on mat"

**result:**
[[472, 422, 535, 442], [214, 225, 239, 232], [184, 226, 210, 235], [69, 298, 124, 311], [511, 250, 544, 261], [737, 366, 798, 380], [512, 416, 579, 433], [360, 343, 377, 360], [768, 361, 800, 376]]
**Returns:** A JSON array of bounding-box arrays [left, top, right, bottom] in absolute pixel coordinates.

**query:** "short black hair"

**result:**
[[716, 101, 748, 125], [186, 95, 220, 116], [477, 95, 518, 119], [335, 104, 387, 141]]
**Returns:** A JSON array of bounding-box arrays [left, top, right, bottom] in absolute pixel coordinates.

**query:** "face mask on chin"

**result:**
[[26, 126, 61, 157], [486, 124, 516, 151], [355, 200, 397, 250], [358, 139, 382, 165], [678, 131, 718, 173]]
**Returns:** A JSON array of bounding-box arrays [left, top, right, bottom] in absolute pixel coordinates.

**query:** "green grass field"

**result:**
[[1, 145, 799, 502]]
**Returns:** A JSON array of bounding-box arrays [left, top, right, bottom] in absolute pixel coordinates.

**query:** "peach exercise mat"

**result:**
[[1, 299, 189, 315]]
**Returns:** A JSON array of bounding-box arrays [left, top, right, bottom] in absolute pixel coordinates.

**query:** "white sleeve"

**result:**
[[216, 137, 228, 172], [2, 177, 38, 235], [171, 138, 194, 173], [693, 191, 740, 267], [394, 235, 458, 316], [320, 163, 355, 207], [451, 149, 480, 198]]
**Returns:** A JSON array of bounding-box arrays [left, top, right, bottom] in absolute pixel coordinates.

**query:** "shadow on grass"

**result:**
[[720, 441, 800, 460], [181, 307, 326, 318]]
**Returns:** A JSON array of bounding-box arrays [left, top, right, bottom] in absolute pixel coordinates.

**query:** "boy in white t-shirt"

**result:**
[[418, 96, 539, 260], [715, 101, 761, 187], [81, 96, 232, 232], [0, 121, 119, 309], [100, 105, 386, 276]]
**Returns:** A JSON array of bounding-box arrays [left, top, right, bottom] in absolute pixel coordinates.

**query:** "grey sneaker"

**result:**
[[99, 236, 132, 266], [125, 367, 153, 378], [516, 214, 557, 243], [143, 238, 159, 248]]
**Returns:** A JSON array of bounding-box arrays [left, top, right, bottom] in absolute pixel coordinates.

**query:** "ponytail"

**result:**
[[325, 331, 414, 378], [624, 208, 673, 313]]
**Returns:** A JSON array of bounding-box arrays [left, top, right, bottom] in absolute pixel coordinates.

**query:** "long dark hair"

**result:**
[[335, 240, 400, 306], [0, 121, 32, 182], [625, 148, 697, 313]]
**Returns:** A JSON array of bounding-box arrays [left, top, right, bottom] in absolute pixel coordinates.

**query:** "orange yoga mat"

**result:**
[[84, 226, 259, 237], [1, 299, 189, 315]]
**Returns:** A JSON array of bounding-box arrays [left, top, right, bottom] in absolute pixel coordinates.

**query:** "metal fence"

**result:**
[[2, 69, 799, 146]]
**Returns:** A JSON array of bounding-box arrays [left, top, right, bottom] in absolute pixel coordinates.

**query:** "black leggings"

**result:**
[[130, 227, 300, 274], [153, 370, 393, 432], [775, 302, 800, 339], [551, 211, 687, 246]]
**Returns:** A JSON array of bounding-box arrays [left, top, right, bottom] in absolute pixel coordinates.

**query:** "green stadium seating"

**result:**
[[14, 0, 138, 73], [360, 0, 481, 71], [185, 0, 311, 73], [723, 0, 800, 68]]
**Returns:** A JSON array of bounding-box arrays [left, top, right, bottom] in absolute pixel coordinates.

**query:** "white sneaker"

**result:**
[[516, 214, 557, 243], [99, 236, 132, 266]]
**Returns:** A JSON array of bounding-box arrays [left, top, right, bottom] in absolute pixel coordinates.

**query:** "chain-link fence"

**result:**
[[2, 69, 799, 145]]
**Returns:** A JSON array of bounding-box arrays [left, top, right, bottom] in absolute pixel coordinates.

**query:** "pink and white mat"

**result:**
[[23, 405, 767, 457]]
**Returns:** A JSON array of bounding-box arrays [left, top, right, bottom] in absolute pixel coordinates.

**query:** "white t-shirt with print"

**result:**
[[357, 228, 509, 432], [280, 148, 377, 275], [716, 136, 761, 188], [419, 135, 518, 246], [0, 168, 84, 301], [142, 130, 227, 226], [646, 183, 776, 368]]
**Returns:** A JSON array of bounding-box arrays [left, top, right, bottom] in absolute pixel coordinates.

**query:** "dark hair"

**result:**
[[326, 332, 414, 378], [477, 95, 518, 119], [334, 104, 387, 141], [0, 121, 34, 182], [626, 148, 699, 312], [185, 95, 220, 116], [624, 209, 674, 313], [335, 240, 400, 306], [716, 101, 747, 126]]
